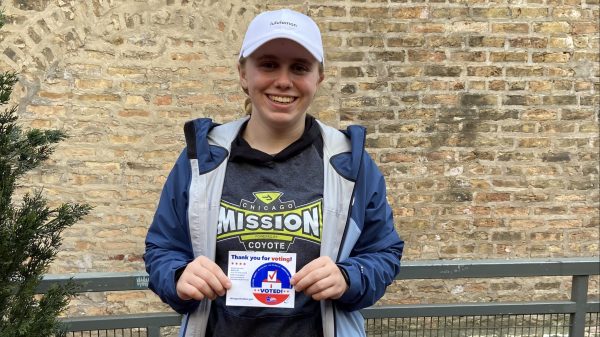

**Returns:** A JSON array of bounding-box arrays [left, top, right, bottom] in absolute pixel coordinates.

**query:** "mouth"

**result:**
[[267, 94, 297, 104]]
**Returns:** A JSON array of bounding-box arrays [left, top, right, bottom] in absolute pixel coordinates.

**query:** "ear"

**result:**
[[238, 63, 248, 91]]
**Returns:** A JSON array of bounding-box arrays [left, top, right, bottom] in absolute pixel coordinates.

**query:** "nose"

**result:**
[[274, 69, 292, 90]]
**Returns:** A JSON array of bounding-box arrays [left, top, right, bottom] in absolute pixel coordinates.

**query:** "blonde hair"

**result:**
[[238, 57, 324, 115], [244, 97, 252, 115]]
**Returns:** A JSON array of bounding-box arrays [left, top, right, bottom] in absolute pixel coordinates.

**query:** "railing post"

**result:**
[[569, 275, 589, 337], [148, 325, 161, 337]]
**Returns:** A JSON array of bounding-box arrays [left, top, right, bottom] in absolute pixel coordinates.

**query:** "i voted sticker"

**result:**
[[251, 262, 293, 305]]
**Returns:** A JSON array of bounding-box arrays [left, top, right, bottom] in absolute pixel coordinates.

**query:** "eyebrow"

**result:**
[[255, 54, 312, 64]]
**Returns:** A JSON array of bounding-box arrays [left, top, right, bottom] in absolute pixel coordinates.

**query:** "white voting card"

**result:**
[[226, 251, 296, 308]]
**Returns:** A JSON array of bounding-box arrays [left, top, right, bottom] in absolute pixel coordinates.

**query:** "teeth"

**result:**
[[269, 95, 295, 103]]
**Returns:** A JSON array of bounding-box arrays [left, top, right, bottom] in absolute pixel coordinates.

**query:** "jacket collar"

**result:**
[[229, 115, 323, 167]]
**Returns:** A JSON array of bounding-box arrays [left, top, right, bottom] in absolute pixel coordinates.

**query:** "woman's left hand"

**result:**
[[291, 256, 349, 301]]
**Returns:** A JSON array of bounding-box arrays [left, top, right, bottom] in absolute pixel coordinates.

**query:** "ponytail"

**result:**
[[244, 97, 252, 115]]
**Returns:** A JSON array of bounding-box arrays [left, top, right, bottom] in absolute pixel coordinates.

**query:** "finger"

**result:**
[[294, 266, 331, 291], [305, 276, 347, 301], [291, 261, 316, 285], [197, 257, 232, 289], [311, 286, 340, 301], [177, 265, 203, 300], [176, 257, 225, 300], [304, 266, 347, 298], [187, 275, 217, 300], [177, 281, 205, 301], [193, 268, 226, 297], [292, 257, 328, 286], [204, 262, 232, 290], [303, 277, 332, 296]]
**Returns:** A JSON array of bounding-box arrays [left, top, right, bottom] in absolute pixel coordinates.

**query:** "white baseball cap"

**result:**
[[239, 9, 324, 63]]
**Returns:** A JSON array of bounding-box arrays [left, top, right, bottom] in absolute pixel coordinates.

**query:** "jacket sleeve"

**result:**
[[335, 153, 404, 311], [143, 150, 199, 314]]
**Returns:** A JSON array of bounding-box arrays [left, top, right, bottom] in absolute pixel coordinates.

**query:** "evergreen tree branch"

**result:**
[[0, 72, 17, 103], [0, 24, 92, 334]]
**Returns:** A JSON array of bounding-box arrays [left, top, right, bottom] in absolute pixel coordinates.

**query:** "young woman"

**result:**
[[144, 9, 404, 337]]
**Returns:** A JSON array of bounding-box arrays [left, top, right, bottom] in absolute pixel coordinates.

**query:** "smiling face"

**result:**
[[239, 38, 324, 132]]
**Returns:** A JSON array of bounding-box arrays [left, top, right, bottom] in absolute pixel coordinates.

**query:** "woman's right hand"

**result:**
[[176, 256, 232, 301]]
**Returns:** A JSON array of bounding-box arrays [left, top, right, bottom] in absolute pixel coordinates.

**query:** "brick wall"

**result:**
[[1, 0, 598, 314]]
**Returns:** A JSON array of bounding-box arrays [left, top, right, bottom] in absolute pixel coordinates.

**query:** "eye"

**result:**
[[292, 63, 311, 74], [259, 61, 277, 70]]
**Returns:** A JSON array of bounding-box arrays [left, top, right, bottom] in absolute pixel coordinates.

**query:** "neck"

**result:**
[[243, 116, 306, 155]]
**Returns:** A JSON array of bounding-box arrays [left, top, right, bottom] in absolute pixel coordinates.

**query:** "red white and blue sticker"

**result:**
[[226, 251, 296, 308], [251, 262, 293, 305]]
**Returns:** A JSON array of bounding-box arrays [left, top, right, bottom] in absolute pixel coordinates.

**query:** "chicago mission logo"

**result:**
[[250, 262, 293, 305], [217, 191, 323, 252]]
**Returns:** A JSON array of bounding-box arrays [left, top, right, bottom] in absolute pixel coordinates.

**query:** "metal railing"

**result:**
[[39, 257, 600, 337]]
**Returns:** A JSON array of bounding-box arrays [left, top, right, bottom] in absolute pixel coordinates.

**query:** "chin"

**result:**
[[265, 112, 303, 127]]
